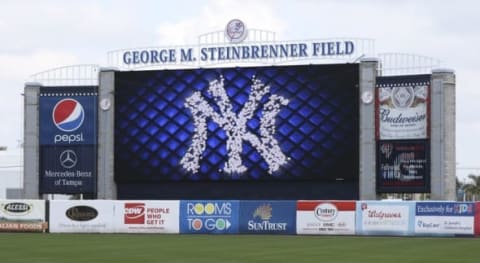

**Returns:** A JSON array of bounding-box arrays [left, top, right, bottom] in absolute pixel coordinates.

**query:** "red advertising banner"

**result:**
[[475, 202, 480, 236]]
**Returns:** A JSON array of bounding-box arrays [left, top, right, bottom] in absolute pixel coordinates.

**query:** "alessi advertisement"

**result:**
[[0, 200, 47, 232]]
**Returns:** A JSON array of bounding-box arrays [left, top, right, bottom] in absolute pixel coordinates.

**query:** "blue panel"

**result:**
[[39, 145, 96, 194], [115, 64, 359, 182], [239, 200, 296, 234], [39, 86, 97, 194], [179, 200, 239, 234], [39, 87, 97, 146], [415, 202, 475, 216]]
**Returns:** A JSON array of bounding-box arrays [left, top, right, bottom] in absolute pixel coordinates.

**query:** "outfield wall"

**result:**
[[1, 199, 478, 236]]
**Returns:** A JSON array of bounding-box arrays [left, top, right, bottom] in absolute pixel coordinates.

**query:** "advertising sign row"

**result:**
[[3, 200, 479, 236]]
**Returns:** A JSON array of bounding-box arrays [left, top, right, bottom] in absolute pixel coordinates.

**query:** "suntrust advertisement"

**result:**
[[0, 200, 47, 232], [415, 202, 475, 236], [239, 201, 296, 234], [296, 201, 356, 235], [180, 200, 239, 234], [114, 201, 179, 233], [356, 201, 415, 236]]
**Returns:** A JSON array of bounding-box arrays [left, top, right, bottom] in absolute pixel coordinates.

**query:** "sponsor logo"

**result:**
[[124, 203, 145, 224], [225, 19, 247, 43], [180, 76, 289, 175], [59, 149, 78, 169], [247, 204, 287, 232], [417, 220, 440, 229], [2, 202, 32, 215], [65, 206, 98, 221], [253, 204, 272, 220], [454, 204, 473, 214], [186, 202, 232, 231], [52, 99, 85, 132], [314, 203, 338, 221]]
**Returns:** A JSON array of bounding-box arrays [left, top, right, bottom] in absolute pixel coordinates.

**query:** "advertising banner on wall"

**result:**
[[476, 202, 480, 236], [376, 75, 430, 140], [296, 201, 356, 235], [39, 87, 97, 194], [180, 200, 239, 234], [0, 200, 47, 232], [114, 201, 179, 233], [377, 140, 430, 193], [49, 200, 114, 233], [238, 201, 296, 234], [415, 202, 475, 236], [356, 201, 415, 236]]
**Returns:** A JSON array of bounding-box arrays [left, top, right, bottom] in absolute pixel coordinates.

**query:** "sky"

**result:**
[[0, 0, 479, 181]]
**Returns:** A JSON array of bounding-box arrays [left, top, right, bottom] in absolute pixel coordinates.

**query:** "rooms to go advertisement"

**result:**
[[114, 201, 179, 233], [296, 201, 356, 235], [0, 200, 47, 232], [49, 200, 114, 233], [180, 200, 239, 234], [356, 201, 415, 236], [415, 202, 475, 236]]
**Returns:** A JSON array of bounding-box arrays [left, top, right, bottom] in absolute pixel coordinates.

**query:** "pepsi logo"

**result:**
[[52, 99, 85, 132]]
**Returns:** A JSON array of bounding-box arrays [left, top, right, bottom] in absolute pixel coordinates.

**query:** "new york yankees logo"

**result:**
[[180, 76, 289, 175]]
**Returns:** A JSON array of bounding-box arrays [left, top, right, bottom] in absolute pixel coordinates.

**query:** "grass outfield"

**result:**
[[0, 234, 479, 263]]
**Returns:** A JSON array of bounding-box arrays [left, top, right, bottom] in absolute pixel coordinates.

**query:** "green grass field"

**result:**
[[0, 234, 479, 263]]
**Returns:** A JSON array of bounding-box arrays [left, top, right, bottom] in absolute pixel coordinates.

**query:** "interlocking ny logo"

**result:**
[[181, 76, 289, 175]]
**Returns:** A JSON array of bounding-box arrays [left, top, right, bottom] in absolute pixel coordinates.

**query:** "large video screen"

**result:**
[[114, 64, 359, 182]]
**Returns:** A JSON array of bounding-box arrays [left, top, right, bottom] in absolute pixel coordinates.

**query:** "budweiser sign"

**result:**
[[377, 76, 430, 139]]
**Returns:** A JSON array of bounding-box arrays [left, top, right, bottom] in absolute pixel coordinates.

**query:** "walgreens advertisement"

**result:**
[[114, 201, 179, 233], [415, 202, 475, 236], [296, 201, 356, 235], [356, 201, 415, 236]]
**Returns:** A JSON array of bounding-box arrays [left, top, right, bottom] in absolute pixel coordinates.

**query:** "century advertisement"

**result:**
[[239, 201, 296, 234], [39, 86, 97, 194], [376, 75, 430, 140], [296, 201, 356, 235], [356, 201, 415, 236], [180, 200, 239, 234], [114, 201, 179, 233], [415, 202, 475, 236], [0, 200, 47, 232], [377, 140, 430, 193]]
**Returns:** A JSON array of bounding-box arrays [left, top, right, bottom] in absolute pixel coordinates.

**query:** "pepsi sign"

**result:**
[[39, 86, 97, 194], [39, 87, 97, 145], [52, 99, 85, 132]]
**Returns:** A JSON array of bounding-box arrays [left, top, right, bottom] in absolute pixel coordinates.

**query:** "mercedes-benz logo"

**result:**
[[60, 149, 78, 169]]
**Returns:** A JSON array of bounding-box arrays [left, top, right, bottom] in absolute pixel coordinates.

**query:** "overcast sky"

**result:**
[[1, 0, 479, 180]]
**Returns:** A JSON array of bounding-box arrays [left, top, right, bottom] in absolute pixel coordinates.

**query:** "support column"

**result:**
[[23, 82, 41, 199], [97, 68, 117, 199], [359, 58, 379, 200], [430, 69, 456, 200]]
